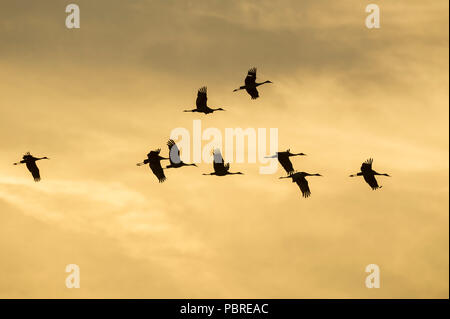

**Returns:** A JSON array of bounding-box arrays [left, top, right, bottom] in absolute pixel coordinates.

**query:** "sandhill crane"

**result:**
[[265, 149, 306, 175], [13, 152, 49, 182], [166, 139, 197, 169], [280, 172, 322, 198], [183, 87, 225, 114], [350, 158, 390, 190], [203, 149, 243, 176], [233, 67, 272, 99], [137, 149, 169, 183]]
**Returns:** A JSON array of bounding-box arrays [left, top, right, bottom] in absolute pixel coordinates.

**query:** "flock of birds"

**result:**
[[14, 67, 391, 198]]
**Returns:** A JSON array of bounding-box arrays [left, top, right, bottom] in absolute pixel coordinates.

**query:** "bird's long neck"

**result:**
[[256, 80, 271, 87], [374, 172, 389, 176]]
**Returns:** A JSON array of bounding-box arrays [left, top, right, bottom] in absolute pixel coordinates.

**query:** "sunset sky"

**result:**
[[0, 0, 448, 298]]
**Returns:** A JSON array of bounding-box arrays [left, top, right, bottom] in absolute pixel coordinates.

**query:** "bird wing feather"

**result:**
[[167, 139, 181, 165], [295, 175, 311, 198], [363, 174, 380, 190], [278, 155, 295, 175], [149, 160, 166, 183], [245, 67, 257, 86], [196, 86, 208, 109], [26, 161, 41, 182], [361, 158, 373, 173], [245, 87, 259, 99]]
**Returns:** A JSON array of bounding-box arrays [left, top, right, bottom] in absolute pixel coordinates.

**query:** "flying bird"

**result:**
[[280, 172, 322, 198], [166, 139, 197, 169], [265, 149, 306, 175], [350, 158, 390, 190], [137, 149, 169, 183], [233, 67, 272, 99], [183, 86, 225, 114], [203, 149, 243, 176], [13, 152, 49, 182]]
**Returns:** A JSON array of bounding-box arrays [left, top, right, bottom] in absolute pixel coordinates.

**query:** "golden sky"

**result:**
[[0, 0, 448, 298]]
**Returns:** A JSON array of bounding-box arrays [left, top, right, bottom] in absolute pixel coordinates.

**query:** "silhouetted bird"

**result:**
[[13, 152, 49, 182], [183, 87, 225, 114], [280, 172, 322, 198], [233, 67, 272, 99], [137, 149, 169, 183], [350, 158, 390, 190], [265, 149, 306, 175], [166, 139, 197, 169], [203, 149, 243, 176]]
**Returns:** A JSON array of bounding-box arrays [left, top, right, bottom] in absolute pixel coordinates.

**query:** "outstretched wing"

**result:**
[[167, 139, 181, 165], [363, 174, 381, 190], [361, 158, 373, 174], [245, 87, 259, 99], [148, 149, 166, 183], [245, 67, 257, 86], [26, 161, 41, 182], [295, 176, 311, 198], [196, 86, 208, 109], [149, 160, 166, 183], [278, 155, 295, 175], [213, 149, 226, 172]]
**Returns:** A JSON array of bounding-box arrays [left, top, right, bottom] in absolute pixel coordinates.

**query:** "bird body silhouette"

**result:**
[[280, 172, 322, 198], [350, 158, 390, 190], [203, 149, 243, 176], [233, 67, 272, 99], [137, 149, 169, 183], [166, 139, 197, 169], [13, 152, 49, 182], [266, 149, 306, 175], [184, 87, 225, 114]]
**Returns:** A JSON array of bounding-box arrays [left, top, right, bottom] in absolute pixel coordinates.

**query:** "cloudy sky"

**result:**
[[0, 0, 448, 298]]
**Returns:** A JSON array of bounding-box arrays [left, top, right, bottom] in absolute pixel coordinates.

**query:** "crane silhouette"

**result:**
[[265, 149, 306, 175], [166, 139, 197, 169], [280, 172, 322, 198], [137, 149, 169, 183], [183, 87, 225, 114], [233, 67, 272, 99], [13, 152, 49, 182], [203, 149, 243, 176], [350, 158, 390, 190]]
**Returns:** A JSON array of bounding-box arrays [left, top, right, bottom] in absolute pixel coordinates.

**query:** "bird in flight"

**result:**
[[233, 67, 272, 99], [350, 158, 390, 190], [280, 172, 322, 198], [13, 152, 49, 182], [203, 149, 243, 176], [137, 149, 169, 183], [183, 86, 225, 114], [166, 139, 197, 169], [266, 149, 306, 175]]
